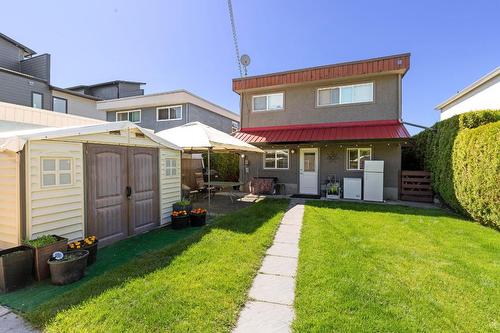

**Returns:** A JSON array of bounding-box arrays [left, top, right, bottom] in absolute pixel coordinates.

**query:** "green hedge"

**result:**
[[414, 110, 500, 228], [202, 153, 239, 181]]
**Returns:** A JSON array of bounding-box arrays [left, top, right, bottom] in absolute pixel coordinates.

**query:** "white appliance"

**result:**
[[363, 160, 384, 202], [343, 177, 362, 200]]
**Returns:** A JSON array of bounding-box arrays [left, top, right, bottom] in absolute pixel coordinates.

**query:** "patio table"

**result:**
[[209, 181, 243, 203]]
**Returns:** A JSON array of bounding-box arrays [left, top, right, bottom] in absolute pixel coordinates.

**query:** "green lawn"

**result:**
[[27, 199, 288, 332], [293, 201, 500, 333]]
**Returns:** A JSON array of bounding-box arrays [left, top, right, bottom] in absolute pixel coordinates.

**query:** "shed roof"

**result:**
[[0, 121, 181, 152]]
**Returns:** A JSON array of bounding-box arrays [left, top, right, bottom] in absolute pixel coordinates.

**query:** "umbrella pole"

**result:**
[[208, 148, 211, 213]]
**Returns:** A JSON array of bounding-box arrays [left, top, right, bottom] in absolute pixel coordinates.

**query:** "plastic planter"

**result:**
[[67, 240, 98, 266], [31, 235, 68, 281], [173, 203, 192, 213], [0, 246, 33, 293], [190, 213, 207, 227], [48, 250, 89, 285], [171, 215, 190, 229]]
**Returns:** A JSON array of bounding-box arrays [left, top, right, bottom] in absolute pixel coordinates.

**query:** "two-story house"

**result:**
[[97, 89, 240, 134], [233, 54, 411, 200]]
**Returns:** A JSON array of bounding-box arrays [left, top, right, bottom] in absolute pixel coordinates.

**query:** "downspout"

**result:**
[[398, 74, 402, 122]]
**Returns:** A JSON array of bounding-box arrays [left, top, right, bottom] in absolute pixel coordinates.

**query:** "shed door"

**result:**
[[86, 145, 128, 246], [128, 147, 159, 234]]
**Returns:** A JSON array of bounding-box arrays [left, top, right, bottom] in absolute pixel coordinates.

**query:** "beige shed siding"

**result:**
[[26, 141, 84, 241], [0, 151, 20, 248], [159, 148, 181, 224], [56, 129, 162, 148]]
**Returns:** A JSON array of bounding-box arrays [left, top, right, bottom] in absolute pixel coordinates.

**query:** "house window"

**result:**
[[32, 92, 43, 109], [231, 121, 239, 133], [317, 83, 373, 106], [346, 148, 372, 170], [264, 149, 289, 169], [252, 93, 284, 111], [116, 110, 141, 123], [41, 158, 73, 187], [165, 159, 177, 176], [157, 105, 182, 121], [53, 97, 67, 113]]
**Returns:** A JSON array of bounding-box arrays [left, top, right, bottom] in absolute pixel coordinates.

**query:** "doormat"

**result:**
[[290, 194, 321, 199]]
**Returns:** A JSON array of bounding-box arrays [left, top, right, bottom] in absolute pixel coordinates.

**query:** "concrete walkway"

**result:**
[[233, 200, 305, 333], [0, 306, 37, 333]]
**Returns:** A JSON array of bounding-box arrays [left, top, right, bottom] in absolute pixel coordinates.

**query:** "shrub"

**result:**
[[413, 109, 500, 228], [24, 235, 59, 248], [202, 153, 239, 181]]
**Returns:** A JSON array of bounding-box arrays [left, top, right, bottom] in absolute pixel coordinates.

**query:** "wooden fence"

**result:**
[[399, 170, 433, 203]]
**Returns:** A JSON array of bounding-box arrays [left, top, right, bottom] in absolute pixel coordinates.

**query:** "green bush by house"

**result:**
[[202, 152, 239, 181], [413, 110, 500, 228]]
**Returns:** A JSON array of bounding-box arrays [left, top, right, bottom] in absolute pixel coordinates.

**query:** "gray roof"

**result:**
[[0, 32, 36, 56], [49, 85, 103, 101], [66, 80, 146, 90]]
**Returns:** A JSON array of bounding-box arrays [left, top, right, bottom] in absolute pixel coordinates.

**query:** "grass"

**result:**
[[293, 201, 500, 333], [29, 199, 289, 332]]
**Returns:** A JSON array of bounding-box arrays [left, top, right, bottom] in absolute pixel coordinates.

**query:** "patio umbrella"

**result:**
[[156, 122, 264, 210]]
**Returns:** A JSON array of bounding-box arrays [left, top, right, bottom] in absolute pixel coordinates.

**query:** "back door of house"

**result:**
[[86, 144, 159, 246], [299, 148, 319, 195]]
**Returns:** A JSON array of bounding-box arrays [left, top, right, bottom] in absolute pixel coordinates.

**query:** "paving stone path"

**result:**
[[233, 199, 305, 333], [0, 306, 37, 333]]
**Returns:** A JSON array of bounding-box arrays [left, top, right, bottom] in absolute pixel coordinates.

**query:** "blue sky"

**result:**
[[1, 0, 499, 133]]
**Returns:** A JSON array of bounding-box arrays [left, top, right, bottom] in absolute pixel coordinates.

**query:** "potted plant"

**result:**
[[0, 246, 33, 293], [173, 200, 192, 213], [24, 235, 68, 281], [68, 236, 98, 266], [326, 183, 341, 200], [190, 208, 207, 227], [47, 250, 89, 285], [171, 210, 190, 229]]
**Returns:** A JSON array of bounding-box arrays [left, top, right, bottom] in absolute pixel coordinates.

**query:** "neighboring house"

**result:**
[[436, 67, 500, 120], [0, 121, 181, 248], [0, 32, 106, 119], [98, 89, 240, 134], [233, 54, 411, 200], [66, 80, 145, 100]]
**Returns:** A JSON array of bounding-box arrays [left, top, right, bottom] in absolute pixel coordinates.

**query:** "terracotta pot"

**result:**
[[0, 246, 33, 293], [30, 235, 68, 281]]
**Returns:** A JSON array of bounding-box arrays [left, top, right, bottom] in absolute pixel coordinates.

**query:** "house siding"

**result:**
[[240, 75, 400, 128], [159, 149, 181, 224], [51, 90, 104, 120], [20, 54, 50, 82], [0, 70, 51, 110], [0, 151, 21, 248], [0, 37, 21, 71]]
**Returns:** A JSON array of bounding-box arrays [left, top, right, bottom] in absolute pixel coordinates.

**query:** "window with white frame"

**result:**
[[264, 149, 289, 169], [252, 93, 284, 111], [346, 148, 372, 170], [41, 158, 73, 187], [231, 121, 239, 133], [317, 82, 373, 106], [116, 110, 141, 123], [157, 105, 182, 121], [165, 158, 178, 176]]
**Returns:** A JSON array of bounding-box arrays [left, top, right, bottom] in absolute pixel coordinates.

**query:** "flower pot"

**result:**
[[30, 235, 68, 281], [171, 215, 190, 229], [173, 203, 192, 213], [190, 214, 207, 227], [0, 246, 33, 293], [67, 240, 98, 266], [48, 250, 88, 285]]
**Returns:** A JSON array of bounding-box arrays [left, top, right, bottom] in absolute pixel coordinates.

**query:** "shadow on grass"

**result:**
[[25, 199, 288, 329]]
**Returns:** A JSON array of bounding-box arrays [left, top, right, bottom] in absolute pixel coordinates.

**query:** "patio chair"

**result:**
[[194, 172, 216, 199]]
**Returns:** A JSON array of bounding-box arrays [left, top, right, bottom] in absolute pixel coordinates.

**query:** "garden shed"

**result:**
[[0, 121, 182, 248]]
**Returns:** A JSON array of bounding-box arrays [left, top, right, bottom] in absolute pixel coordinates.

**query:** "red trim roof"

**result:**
[[233, 53, 410, 92], [234, 120, 410, 143]]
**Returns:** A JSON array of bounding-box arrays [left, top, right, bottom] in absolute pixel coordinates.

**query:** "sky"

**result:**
[[1, 0, 499, 134]]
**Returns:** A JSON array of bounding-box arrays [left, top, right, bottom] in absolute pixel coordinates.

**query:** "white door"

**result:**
[[299, 148, 318, 194]]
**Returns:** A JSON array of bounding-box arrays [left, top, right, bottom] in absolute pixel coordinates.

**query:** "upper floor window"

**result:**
[[32, 92, 43, 109], [116, 110, 141, 123], [41, 157, 73, 187], [53, 97, 67, 113], [252, 93, 284, 111], [317, 82, 373, 107], [157, 105, 182, 121], [231, 121, 239, 133], [346, 148, 372, 170], [264, 149, 289, 169]]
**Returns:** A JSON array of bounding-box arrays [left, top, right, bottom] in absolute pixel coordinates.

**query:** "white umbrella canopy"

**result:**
[[155, 121, 263, 153]]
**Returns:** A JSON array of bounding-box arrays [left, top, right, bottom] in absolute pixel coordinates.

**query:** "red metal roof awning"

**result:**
[[234, 120, 410, 143]]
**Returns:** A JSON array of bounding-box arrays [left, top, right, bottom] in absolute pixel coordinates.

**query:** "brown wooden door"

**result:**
[[86, 144, 129, 246], [128, 147, 159, 234]]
